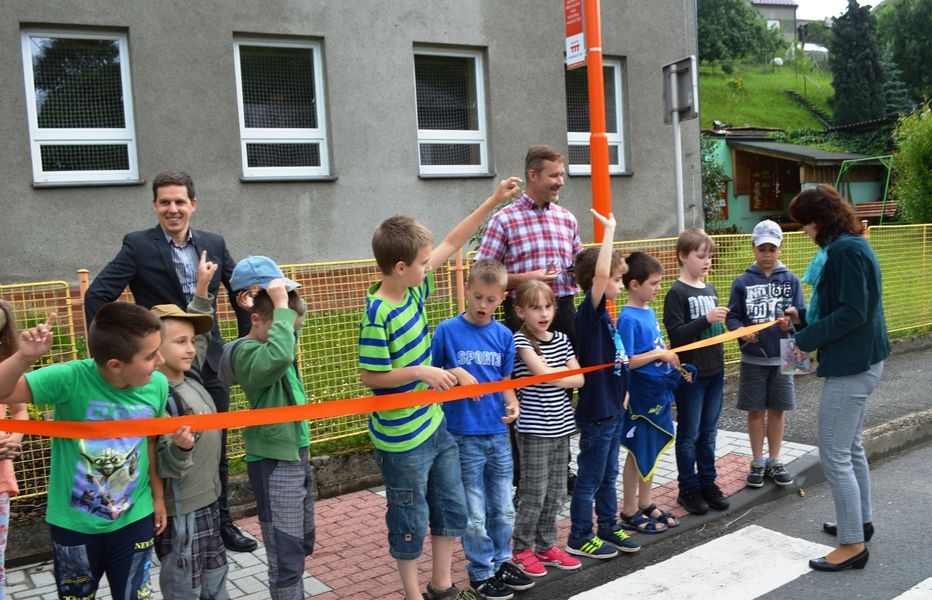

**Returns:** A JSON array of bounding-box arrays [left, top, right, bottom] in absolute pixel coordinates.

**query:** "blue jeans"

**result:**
[[374, 424, 468, 560], [569, 415, 622, 541], [674, 371, 724, 490], [453, 433, 515, 581]]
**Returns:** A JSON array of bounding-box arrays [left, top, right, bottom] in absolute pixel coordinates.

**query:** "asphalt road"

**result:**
[[518, 334, 932, 600]]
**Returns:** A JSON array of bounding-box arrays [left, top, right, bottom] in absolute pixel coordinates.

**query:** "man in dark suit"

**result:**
[[85, 171, 258, 552]]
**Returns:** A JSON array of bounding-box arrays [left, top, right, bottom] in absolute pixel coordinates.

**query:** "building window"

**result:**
[[21, 30, 138, 185], [414, 48, 488, 176], [565, 59, 626, 175], [234, 39, 329, 179]]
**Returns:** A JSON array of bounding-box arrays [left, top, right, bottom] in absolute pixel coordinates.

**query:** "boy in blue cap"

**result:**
[[220, 256, 313, 600]]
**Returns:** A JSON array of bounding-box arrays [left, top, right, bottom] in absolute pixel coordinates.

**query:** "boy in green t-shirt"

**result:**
[[0, 302, 169, 599], [359, 176, 521, 600]]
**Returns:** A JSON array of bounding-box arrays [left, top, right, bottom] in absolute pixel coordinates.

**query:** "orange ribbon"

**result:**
[[4, 321, 777, 439]]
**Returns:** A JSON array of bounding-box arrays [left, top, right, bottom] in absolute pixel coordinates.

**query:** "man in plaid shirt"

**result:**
[[475, 145, 583, 348]]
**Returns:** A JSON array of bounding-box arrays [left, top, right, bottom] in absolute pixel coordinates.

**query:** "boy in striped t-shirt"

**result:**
[[359, 176, 520, 600]]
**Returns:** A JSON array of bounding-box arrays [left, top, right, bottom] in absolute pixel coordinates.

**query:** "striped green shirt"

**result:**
[[358, 272, 443, 452]]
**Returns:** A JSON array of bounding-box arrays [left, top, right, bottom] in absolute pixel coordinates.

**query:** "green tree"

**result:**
[[799, 20, 832, 48], [700, 136, 729, 232], [829, 1, 885, 126], [876, 0, 932, 101], [697, 0, 775, 65], [880, 45, 915, 118], [892, 102, 932, 223]]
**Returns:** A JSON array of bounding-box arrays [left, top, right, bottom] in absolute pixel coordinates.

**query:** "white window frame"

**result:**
[[413, 47, 488, 176], [566, 58, 627, 175], [233, 38, 330, 179], [20, 29, 138, 185]]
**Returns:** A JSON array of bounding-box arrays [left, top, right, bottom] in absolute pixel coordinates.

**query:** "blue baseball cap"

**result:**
[[231, 256, 300, 292]]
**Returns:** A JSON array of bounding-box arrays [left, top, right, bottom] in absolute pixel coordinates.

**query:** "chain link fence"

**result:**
[[2, 224, 929, 500]]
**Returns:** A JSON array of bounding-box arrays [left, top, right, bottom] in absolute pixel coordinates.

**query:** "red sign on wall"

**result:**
[[565, 0, 586, 70]]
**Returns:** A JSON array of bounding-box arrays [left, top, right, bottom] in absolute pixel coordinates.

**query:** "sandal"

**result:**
[[640, 503, 680, 528], [620, 510, 666, 534]]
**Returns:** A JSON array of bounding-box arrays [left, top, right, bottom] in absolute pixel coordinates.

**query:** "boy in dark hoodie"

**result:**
[[726, 220, 804, 489]]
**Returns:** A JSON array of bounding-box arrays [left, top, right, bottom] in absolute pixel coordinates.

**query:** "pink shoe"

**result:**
[[513, 548, 547, 577], [535, 546, 582, 571]]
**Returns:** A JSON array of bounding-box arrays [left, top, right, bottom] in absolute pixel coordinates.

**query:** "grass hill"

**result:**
[[699, 62, 835, 131]]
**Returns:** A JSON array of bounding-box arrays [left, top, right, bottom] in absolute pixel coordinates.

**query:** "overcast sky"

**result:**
[[795, 0, 862, 21]]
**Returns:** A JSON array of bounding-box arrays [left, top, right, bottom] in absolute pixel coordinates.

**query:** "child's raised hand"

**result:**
[[266, 278, 290, 308], [705, 306, 728, 323], [235, 289, 254, 311], [589, 209, 616, 230], [196, 250, 218, 289], [19, 313, 57, 362], [492, 176, 522, 203], [0, 433, 23, 461], [780, 306, 800, 330], [170, 425, 196, 451], [153, 499, 167, 535], [449, 368, 478, 392], [660, 350, 681, 368], [420, 366, 459, 391], [502, 401, 519, 424]]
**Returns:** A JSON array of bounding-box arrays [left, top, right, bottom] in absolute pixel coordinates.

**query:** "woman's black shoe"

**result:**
[[809, 548, 869, 571], [822, 521, 874, 542]]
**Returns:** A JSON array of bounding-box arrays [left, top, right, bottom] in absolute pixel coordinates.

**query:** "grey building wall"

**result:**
[[1, 0, 700, 283]]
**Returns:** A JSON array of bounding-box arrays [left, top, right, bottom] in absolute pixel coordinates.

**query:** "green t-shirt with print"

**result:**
[[25, 359, 167, 534]]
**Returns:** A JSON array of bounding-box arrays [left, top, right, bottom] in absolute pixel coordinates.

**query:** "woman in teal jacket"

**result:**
[[784, 184, 890, 573]]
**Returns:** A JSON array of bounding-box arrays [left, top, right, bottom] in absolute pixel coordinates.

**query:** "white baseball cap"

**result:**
[[751, 220, 783, 247]]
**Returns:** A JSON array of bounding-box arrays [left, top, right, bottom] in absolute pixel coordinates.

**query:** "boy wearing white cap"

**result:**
[[726, 220, 805, 488], [220, 256, 314, 600]]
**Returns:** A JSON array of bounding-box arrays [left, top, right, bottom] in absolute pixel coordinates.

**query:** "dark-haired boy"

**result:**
[[618, 252, 687, 534], [566, 210, 640, 561], [359, 176, 521, 600], [219, 256, 313, 600], [0, 302, 168, 599]]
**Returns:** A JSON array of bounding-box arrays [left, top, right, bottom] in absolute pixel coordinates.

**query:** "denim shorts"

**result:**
[[374, 423, 467, 560], [736, 362, 796, 412]]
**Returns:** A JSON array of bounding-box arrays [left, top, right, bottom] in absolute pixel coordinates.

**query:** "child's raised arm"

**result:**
[[0, 314, 56, 404], [195, 250, 218, 300], [430, 176, 522, 271], [588, 209, 617, 309]]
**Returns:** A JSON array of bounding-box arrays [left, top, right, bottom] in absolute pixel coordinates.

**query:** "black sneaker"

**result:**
[[766, 461, 794, 486], [495, 563, 535, 591], [676, 487, 709, 515], [470, 576, 514, 600], [701, 483, 730, 511], [747, 462, 765, 488]]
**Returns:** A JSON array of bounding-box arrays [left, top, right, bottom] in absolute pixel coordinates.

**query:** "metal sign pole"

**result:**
[[670, 68, 685, 233]]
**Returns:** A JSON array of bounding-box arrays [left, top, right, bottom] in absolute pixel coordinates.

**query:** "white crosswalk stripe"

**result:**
[[895, 578, 932, 599], [570, 525, 832, 600]]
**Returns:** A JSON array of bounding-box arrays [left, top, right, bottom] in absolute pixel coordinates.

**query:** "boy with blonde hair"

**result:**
[[431, 259, 530, 599], [359, 177, 521, 600], [663, 229, 730, 516]]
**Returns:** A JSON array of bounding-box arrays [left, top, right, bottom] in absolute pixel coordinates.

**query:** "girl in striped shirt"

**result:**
[[510, 280, 585, 577]]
